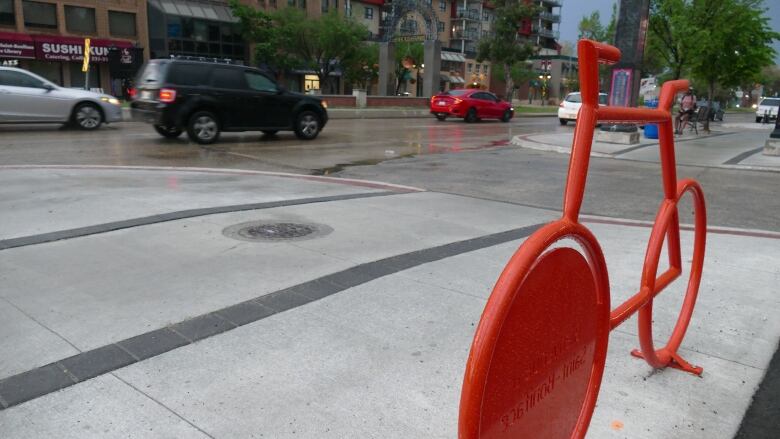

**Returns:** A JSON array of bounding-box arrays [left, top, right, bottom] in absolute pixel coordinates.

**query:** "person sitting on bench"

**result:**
[[675, 88, 697, 134]]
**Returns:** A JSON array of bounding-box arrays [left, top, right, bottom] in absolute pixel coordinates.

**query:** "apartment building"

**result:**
[[0, 0, 148, 94]]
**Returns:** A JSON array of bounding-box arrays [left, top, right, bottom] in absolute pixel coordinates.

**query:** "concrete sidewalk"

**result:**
[[511, 122, 780, 171], [0, 166, 778, 438]]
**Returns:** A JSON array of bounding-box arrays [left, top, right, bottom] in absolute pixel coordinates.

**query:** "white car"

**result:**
[[0, 67, 122, 130], [558, 92, 608, 125], [755, 97, 779, 123]]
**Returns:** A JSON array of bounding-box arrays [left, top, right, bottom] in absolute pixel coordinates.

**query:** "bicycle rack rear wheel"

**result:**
[[632, 179, 707, 375]]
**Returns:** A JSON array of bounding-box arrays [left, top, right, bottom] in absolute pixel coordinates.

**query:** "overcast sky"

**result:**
[[558, 0, 780, 64]]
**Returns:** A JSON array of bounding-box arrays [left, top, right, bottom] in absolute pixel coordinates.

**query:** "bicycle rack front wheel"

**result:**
[[632, 179, 707, 375], [459, 220, 611, 439]]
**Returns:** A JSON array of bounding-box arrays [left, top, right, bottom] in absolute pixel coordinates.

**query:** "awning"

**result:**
[[439, 73, 451, 82], [441, 52, 466, 62], [0, 31, 35, 59], [148, 0, 238, 23], [450, 76, 465, 84]]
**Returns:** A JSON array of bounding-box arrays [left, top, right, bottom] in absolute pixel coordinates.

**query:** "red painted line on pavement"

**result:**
[[583, 217, 780, 240], [0, 165, 426, 193]]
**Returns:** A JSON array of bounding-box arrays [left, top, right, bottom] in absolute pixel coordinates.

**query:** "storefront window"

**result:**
[[109, 11, 137, 37], [23, 1, 57, 29], [0, 0, 14, 26], [65, 6, 96, 34], [304, 74, 319, 91], [69, 62, 100, 89]]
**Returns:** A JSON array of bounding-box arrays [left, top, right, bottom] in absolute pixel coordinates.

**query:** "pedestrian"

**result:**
[[675, 88, 697, 134]]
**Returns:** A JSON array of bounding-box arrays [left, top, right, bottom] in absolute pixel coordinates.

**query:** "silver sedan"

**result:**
[[0, 67, 122, 130]]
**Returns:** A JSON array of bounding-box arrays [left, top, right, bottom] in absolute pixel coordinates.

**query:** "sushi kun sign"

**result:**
[[35, 36, 133, 63]]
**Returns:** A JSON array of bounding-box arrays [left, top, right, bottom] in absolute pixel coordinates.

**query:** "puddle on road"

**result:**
[[310, 138, 512, 175]]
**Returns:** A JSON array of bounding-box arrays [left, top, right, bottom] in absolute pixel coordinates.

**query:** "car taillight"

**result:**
[[559, 102, 565, 107], [159, 88, 176, 103], [453, 98, 463, 104], [128, 88, 136, 99]]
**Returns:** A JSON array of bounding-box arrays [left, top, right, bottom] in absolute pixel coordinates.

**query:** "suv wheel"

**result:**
[[294, 111, 321, 140], [187, 111, 220, 144], [154, 125, 183, 139], [73, 103, 103, 130]]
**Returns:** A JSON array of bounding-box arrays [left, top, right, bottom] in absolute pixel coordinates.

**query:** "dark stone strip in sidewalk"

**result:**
[[734, 339, 780, 439], [0, 191, 401, 251], [0, 222, 543, 410], [723, 146, 764, 165]]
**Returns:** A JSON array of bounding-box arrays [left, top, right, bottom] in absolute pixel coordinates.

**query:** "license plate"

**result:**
[[141, 90, 153, 100], [437, 101, 446, 106]]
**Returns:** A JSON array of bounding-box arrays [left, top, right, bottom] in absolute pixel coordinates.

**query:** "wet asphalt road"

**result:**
[[1, 113, 777, 232], [0, 116, 562, 174]]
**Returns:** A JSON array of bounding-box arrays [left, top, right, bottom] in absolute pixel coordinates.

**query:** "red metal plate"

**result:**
[[471, 247, 609, 438]]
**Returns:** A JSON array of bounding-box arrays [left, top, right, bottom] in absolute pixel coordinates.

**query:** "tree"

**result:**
[[476, 0, 539, 100], [687, 0, 778, 131], [231, 2, 370, 93], [491, 62, 537, 97], [577, 5, 616, 43], [760, 66, 780, 97], [343, 43, 379, 92], [578, 11, 606, 42]]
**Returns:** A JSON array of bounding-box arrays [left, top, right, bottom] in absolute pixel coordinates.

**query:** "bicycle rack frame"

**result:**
[[458, 39, 707, 439]]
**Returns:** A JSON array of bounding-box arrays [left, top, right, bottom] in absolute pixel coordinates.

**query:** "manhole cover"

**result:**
[[222, 221, 332, 242]]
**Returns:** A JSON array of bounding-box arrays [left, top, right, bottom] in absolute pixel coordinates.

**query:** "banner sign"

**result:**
[[609, 68, 633, 107], [32, 35, 133, 63], [0, 32, 35, 59]]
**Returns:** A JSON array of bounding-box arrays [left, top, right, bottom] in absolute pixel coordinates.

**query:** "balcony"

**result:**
[[456, 9, 480, 21], [452, 29, 479, 40], [533, 27, 560, 39], [539, 11, 560, 23]]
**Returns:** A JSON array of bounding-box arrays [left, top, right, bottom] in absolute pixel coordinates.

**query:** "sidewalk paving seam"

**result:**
[[0, 222, 543, 411], [611, 327, 765, 372], [110, 373, 216, 439], [0, 295, 83, 354], [0, 191, 402, 251]]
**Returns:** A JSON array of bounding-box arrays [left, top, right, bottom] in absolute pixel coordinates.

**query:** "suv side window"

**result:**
[[210, 68, 247, 90], [0, 70, 45, 88], [245, 71, 277, 93], [167, 63, 209, 86]]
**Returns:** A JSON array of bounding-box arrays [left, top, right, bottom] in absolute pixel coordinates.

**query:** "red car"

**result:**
[[430, 89, 514, 123]]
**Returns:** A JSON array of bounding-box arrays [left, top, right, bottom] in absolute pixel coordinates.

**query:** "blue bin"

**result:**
[[643, 99, 659, 139]]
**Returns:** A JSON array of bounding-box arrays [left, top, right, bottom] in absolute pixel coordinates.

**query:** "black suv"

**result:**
[[131, 59, 328, 144]]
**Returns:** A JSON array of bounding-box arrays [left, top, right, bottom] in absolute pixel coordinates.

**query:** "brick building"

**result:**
[[0, 0, 149, 94]]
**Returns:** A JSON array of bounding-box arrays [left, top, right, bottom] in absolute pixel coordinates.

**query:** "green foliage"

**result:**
[[760, 66, 780, 97], [577, 4, 616, 43], [230, 2, 370, 92], [647, 0, 779, 130], [343, 43, 379, 91], [476, 0, 539, 99], [647, 0, 779, 83], [578, 11, 606, 41]]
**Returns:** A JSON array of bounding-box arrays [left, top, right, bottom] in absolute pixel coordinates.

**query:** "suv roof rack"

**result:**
[[169, 55, 244, 65]]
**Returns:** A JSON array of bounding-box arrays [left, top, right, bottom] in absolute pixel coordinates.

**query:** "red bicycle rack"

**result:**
[[458, 39, 707, 439]]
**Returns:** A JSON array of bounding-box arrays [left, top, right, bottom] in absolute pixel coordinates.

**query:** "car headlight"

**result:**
[[321, 100, 328, 109], [101, 97, 121, 106]]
